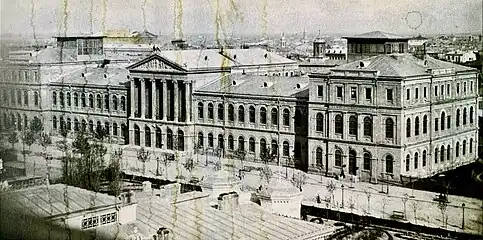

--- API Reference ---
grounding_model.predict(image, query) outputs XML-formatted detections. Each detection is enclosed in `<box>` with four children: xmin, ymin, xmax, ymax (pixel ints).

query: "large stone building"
<box><xmin>307</xmin><ymin>54</ymin><xmax>479</xmax><ymax>182</ymax></box>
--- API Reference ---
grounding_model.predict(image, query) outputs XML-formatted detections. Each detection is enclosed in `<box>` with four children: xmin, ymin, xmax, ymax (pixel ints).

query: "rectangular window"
<box><xmin>440</xmin><ymin>85</ymin><xmax>444</xmax><ymax>96</ymax></box>
<box><xmin>415</xmin><ymin>88</ymin><xmax>419</xmax><ymax>99</ymax></box>
<box><xmin>387</xmin><ymin>89</ymin><xmax>393</xmax><ymax>102</ymax></box>
<box><xmin>447</xmin><ymin>116</ymin><xmax>451</xmax><ymax>129</ymax></box>
<box><xmin>463</xmin><ymin>82</ymin><xmax>467</xmax><ymax>93</ymax></box>
<box><xmin>317</xmin><ymin>85</ymin><xmax>323</xmax><ymax>97</ymax></box>
<box><xmin>456</xmin><ymin>83</ymin><xmax>460</xmax><ymax>94</ymax></box>
<box><xmin>365</xmin><ymin>88</ymin><xmax>371</xmax><ymax>100</ymax></box>
<box><xmin>435</xmin><ymin>118</ymin><xmax>439</xmax><ymax>131</ymax></box>
<box><xmin>350</xmin><ymin>87</ymin><xmax>357</xmax><ymax>99</ymax></box>
<box><xmin>447</xmin><ymin>84</ymin><xmax>450</xmax><ymax>95</ymax></box>
<box><xmin>470</xmin><ymin>81</ymin><xmax>473</xmax><ymax>92</ymax></box>
<box><xmin>385</xmin><ymin>44</ymin><xmax>392</xmax><ymax>54</ymax></box>
<box><xmin>434</xmin><ymin>86</ymin><xmax>438</xmax><ymax>96</ymax></box>
<box><xmin>336</xmin><ymin>87</ymin><xmax>343</xmax><ymax>98</ymax></box>
<box><xmin>406</xmin><ymin>89</ymin><xmax>410</xmax><ymax>100</ymax></box>
<box><xmin>423</xmin><ymin>87</ymin><xmax>427</xmax><ymax>98</ymax></box>
<box><xmin>399</xmin><ymin>43</ymin><xmax>405</xmax><ymax>53</ymax></box>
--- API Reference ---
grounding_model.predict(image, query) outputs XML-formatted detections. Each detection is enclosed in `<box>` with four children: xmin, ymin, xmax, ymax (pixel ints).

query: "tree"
<box><xmin>326</xmin><ymin>181</ymin><xmax>336</xmax><ymax>206</ymax></box>
<box><xmin>136</xmin><ymin>147</ymin><xmax>150</xmax><ymax>175</ymax></box>
<box><xmin>402</xmin><ymin>193</ymin><xmax>410</xmax><ymax>219</ymax></box>
<box><xmin>7</xmin><ymin>131</ymin><xmax>18</xmax><ymax>149</ymax></box>
<box><xmin>106</xmin><ymin>148</ymin><xmax>122</xmax><ymax>196</ymax></box>
<box><xmin>382</xmin><ymin>198</ymin><xmax>388</xmax><ymax>218</ymax></box>
<box><xmin>159</xmin><ymin>153</ymin><xmax>172</xmax><ymax>178</ymax></box>
<box><xmin>260</xmin><ymin>146</ymin><xmax>276</xmax><ymax>165</ymax></box>
<box><xmin>235</xmin><ymin>149</ymin><xmax>247</xmax><ymax>168</ymax></box>
<box><xmin>438</xmin><ymin>200</ymin><xmax>448</xmax><ymax>228</ymax></box>
<box><xmin>183</xmin><ymin>158</ymin><xmax>196</xmax><ymax>178</ymax></box>
<box><xmin>364</xmin><ymin>189</ymin><xmax>372</xmax><ymax>214</ymax></box>
<box><xmin>291</xmin><ymin>172</ymin><xmax>307</xmax><ymax>192</ymax></box>
<box><xmin>410</xmin><ymin>200</ymin><xmax>422</xmax><ymax>224</ymax></box>
<box><xmin>259</xmin><ymin>165</ymin><xmax>273</xmax><ymax>184</ymax></box>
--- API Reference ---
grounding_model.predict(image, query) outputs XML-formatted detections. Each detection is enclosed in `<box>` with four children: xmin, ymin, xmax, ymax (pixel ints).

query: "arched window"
<box><xmin>363</xmin><ymin>117</ymin><xmax>372</xmax><ymax>137</ymax></box>
<box><xmin>104</xmin><ymin>94</ymin><xmax>109</xmax><ymax>110</ymax></box>
<box><xmin>463</xmin><ymin>108</ymin><xmax>467</xmax><ymax>125</ymax></box>
<box><xmin>34</xmin><ymin>92</ymin><xmax>39</xmax><ymax>106</ymax></box>
<box><xmin>386</xmin><ymin>155</ymin><xmax>393</xmax><ymax>173</ymax></box>
<box><xmin>422</xmin><ymin>150</ymin><xmax>427</xmax><ymax>167</ymax></box>
<box><xmin>155</xmin><ymin>127</ymin><xmax>162</xmax><ymax>148</ymax></box>
<box><xmin>113</xmin><ymin>95</ymin><xmax>118</xmax><ymax>110</ymax></box>
<box><xmin>74</xmin><ymin>119</ymin><xmax>80</xmax><ymax>132</ymax></box>
<box><xmin>208</xmin><ymin>103</ymin><xmax>214</xmax><ymax>119</ymax></box>
<box><xmin>271</xmin><ymin>140</ymin><xmax>278</xmax><ymax>156</ymax></box>
<box><xmin>81</xmin><ymin>119</ymin><xmax>87</xmax><ymax>132</ymax></box>
<box><xmin>198</xmin><ymin>102</ymin><xmax>204</xmax><ymax>119</ymax></box>
<box><xmin>238</xmin><ymin>105</ymin><xmax>245</xmax><ymax>123</ymax></box>
<box><xmin>96</xmin><ymin>94</ymin><xmax>102</xmax><ymax>109</ymax></box>
<box><xmin>53</xmin><ymin>116</ymin><xmax>57</xmax><ymax>129</ymax></box>
<box><xmin>455</xmin><ymin>142</ymin><xmax>460</xmax><ymax>157</ymax></box>
<box><xmin>208</xmin><ymin>133</ymin><xmax>214</xmax><ymax>148</ymax></box>
<box><xmin>447</xmin><ymin>145</ymin><xmax>451</xmax><ymax>161</ymax></box>
<box><xmin>81</xmin><ymin>93</ymin><xmax>87</xmax><ymax>107</ymax></box>
<box><xmin>167</xmin><ymin>129</ymin><xmax>173</xmax><ymax>150</ymax></box>
<box><xmin>335</xmin><ymin>149</ymin><xmax>342</xmax><ymax>167</ymax></box>
<box><xmin>260</xmin><ymin>107</ymin><xmax>267</xmax><ymax>124</ymax></box>
<box><xmin>349</xmin><ymin>115</ymin><xmax>357</xmax><ymax>136</ymax></box>
<box><xmin>218</xmin><ymin>104</ymin><xmax>224</xmax><ymax>120</ymax></box>
<box><xmin>385</xmin><ymin>118</ymin><xmax>394</xmax><ymax>139</ymax></box>
<box><xmin>218</xmin><ymin>134</ymin><xmax>224</xmax><ymax>149</ymax></box>
<box><xmin>134</xmin><ymin>125</ymin><xmax>140</xmax><ymax>146</ymax></box>
<box><xmin>66</xmin><ymin>118</ymin><xmax>71</xmax><ymax>131</ymax></box>
<box><xmin>260</xmin><ymin>138</ymin><xmax>267</xmax><ymax>154</ymax></box>
<box><xmin>249</xmin><ymin>138</ymin><xmax>255</xmax><ymax>153</ymax></box>
<box><xmin>462</xmin><ymin>140</ymin><xmax>466</xmax><ymax>155</ymax></box>
<box><xmin>249</xmin><ymin>106</ymin><xmax>256</xmax><ymax>123</ymax></box>
<box><xmin>283</xmin><ymin>109</ymin><xmax>290</xmax><ymax>126</ymax></box>
<box><xmin>52</xmin><ymin>91</ymin><xmax>57</xmax><ymax>105</ymax></box>
<box><xmin>434</xmin><ymin>148</ymin><xmax>438</xmax><ymax>163</ymax></box>
<box><xmin>66</xmin><ymin>92</ymin><xmax>70</xmax><ymax>107</ymax></box>
<box><xmin>456</xmin><ymin>109</ymin><xmax>460</xmax><ymax>127</ymax></box>
<box><xmin>228</xmin><ymin>104</ymin><xmax>234</xmax><ymax>122</ymax></box>
<box><xmin>316</xmin><ymin>148</ymin><xmax>323</xmax><ymax>166</ymax></box>
<box><xmin>335</xmin><ymin>114</ymin><xmax>343</xmax><ymax>134</ymax></box>
<box><xmin>440</xmin><ymin>145</ymin><xmax>445</xmax><ymax>163</ymax></box>
<box><xmin>283</xmin><ymin>141</ymin><xmax>289</xmax><ymax>157</ymax></box>
<box><xmin>198</xmin><ymin>132</ymin><xmax>204</xmax><ymax>148</ymax></box>
<box><xmin>316</xmin><ymin>113</ymin><xmax>323</xmax><ymax>132</ymax></box>
<box><xmin>271</xmin><ymin>108</ymin><xmax>278</xmax><ymax>125</ymax></box>
<box><xmin>177</xmin><ymin>130</ymin><xmax>184</xmax><ymax>151</ymax></box>
<box><xmin>470</xmin><ymin>106</ymin><xmax>474</xmax><ymax>124</ymax></box>
<box><xmin>406</xmin><ymin>118</ymin><xmax>411</xmax><ymax>138</ymax></box>
<box><xmin>470</xmin><ymin>138</ymin><xmax>473</xmax><ymax>153</ymax></box>
<box><xmin>414</xmin><ymin>116</ymin><xmax>420</xmax><ymax>136</ymax></box>
<box><xmin>17</xmin><ymin>114</ymin><xmax>22</xmax><ymax>131</ymax></box>
<box><xmin>121</xmin><ymin>124</ymin><xmax>128</xmax><ymax>144</ymax></box>
<box><xmin>363</xmin><ymin>152</ymin><xmax>371</xmax><ymax>170</ymax></box>
<box><xmin>228</xmin><ymin>135</ymin><xmax>234</xmax><ymax>150</ymax></box>
<box><xmin>423</xmin><ymin>115</ymin><xmax>428</xmax><ymax>134</ymax></box>
<box><xmin>96</xmin><ymin>121</ymin><xmax>102</xmax><ymax>135</ymax></box>
<box><xmin>405</xmin><ymin>154</ymin><xmax>410</xmax><ymax>172</ymax></box>
<box><xmin>89</xmin><ymin>94</ymin><xmax>94</xmax><ymax>108</ymax></box>
<box><xmin>113</xmin><ymin>122</ymin><xmax>118</xmax><ymax>136</ymax></box>
<box><xmin>120</xmin><ymin>96</ymin><xmax>126</xmax><ymax>111</ymax></box>
<box><xmin>441</xmin><ymin>112</ymin><xmax>445</xmax><ymax>130</ymax></box>
<box><xmin>238</xmin><ymin>136</ymin><xmax>245</xmax><ymax>151</ymax></box>
<box><xmin>145</xmin><ymin>126</ymin><xmax>151</xmax><ymax>147</ymax></box>
<box><xmin>414</xmin><ymin>152</ymin><xmax>419</xmax><ymax>169</ymax></box>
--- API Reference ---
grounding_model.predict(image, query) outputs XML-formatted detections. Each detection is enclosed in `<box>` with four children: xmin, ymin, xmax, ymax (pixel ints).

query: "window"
<box><xmin>414</xmin><ymin>153</ymin><xmax>419</xmax><ymax>169</ymax></box>
<box><xmin>316</xmin><ymin>113</ymin><xmax>323</xmax><ymax>132</ymax></box>
<box><xmin>463</xmin><ymin>108</ymin><xmax>467</xmax><ymax>125</ymax></box>
<box><xmin>399</xmin><ymin>43</ymin><xmax>405</xmax><ymax>53</ymax></box>
<box><xmin>456</xmin><ymin>142</ymin><xmax>460</xmax><ymax>157</ymax></box>
<box><xmin>470</xmin><ymin>81</ymin><xmax>473</xmax><ymax>92</ymax></box>
<box><xmin>53</xmin><ymin>116</ymin><xmax>57</xmax><ymax>129</ymax></box>
<box><xmin>414</xmin><ymin>116</ymin><xmax>420</xmax><ymax>136</ymax></box>
<box><xmin>423</xmin><ymin>87</ymin><xmax>427</xmax><ymax>98</ymax></box>
<box><xmin>470</xmin><ymin>107</ymin><xmax>474</xmax><ymax>124</ymax></box>
<box><xmin>415</xmin><ymin>88</ymin><xmax>419</xmax><ymax>99</ymax></box>
<box><xmin>81</xmin><ymin>216</ymin><xmax>99</xmax><ymax>230</ymax></box>
<box><xmin>16</xmin><ymin>90</ymin><xmax>21</xmax><ymax>105</ymax></box>
<box><xmin>456</xmin><ymin>109</ymin><xmax>461</xmax><ymax>127</ymax></box>
<box><xmin>385</xmin><ymin>118</ymin><xmax>394</xmax><ymax>139</ymax></box>
<box><xmin>208</xmin><ymin>103</ymin><xmax>214</xmax><ymax>119</ymax></box>
<box><xmin>335</xmin><ymin>114</ymin><xmax>343</xmax><ymax>134</ymax></box>
<box><xmin>120</xmin><ymin>96</ymin><xmax>126</xmax><ymax>111</ymax></box>
<box><xmin>249</xmin><ymin>138</ymin><xmax>255</xmax><ymax>153</ymax></box>
<box><xmin>111</xmin><ymin>122</ymin><xmax>118</xmax><ymax>136</ymax></box>
<box><xmin>238</xmin><ymin>105</ymin><xmax>245</xmax><ymax>123</ymax></box>
<box><xmin>228</xmin><ymin>104</ymin><xmax>234</xmax><ymax>121</ymax></box>
<box><xmin>271</xmin><ymin>108</ymin><xmax>278</xmax><ymax>125</ymax></box>
<box><xmin>447</xmin><ymin>145</ymin><xmax>451</xmax><ymax>161</ymax></box>
<box><xmin>387</xmin><ymin>89</ymin><xmax>393</xmax><ymax>101</ymax></box>
<box><xmin>434</xmin><ymin>86</ymin><xmax>438</xmax><ymax>97</ymax></box>
<box><xmin>348</xmin><ymin>115</ymin><xmax>357</xmax><ymax>136</ymax></box>
<box><xmin>89</xmin><ymin>94</ymin><xmax>94</xmax><ymax>108</ymax></box>
<box><xmin>335</xmin><ymin>149</ymin><xmax>342</xmax><ymax>167</ymax></box>
<box><xmin>447</xmin><ymin>84</ymin><xmax>450</xmax><ymax>95</ymax></box>
<box><xmin>96</xmin><ymin>94</ymin><xmax>102</xmax><ymax>109</ymax></box>
<box><xmin>441</xmin><ymin>112</ymin><xmax>446</xmax><ymax>130</ymax></box>
<box><xmin>463</xmin><ymin>140</ymin><xmax>466</xmax><ymax>155</ymax></box>
<box><xmin>155</xmin><ymin>127</ymin><xmax>161</xmax><ymax>148</ymax></box>
<box><xmin>336</xmin><ymin>87</ymin><xmax>343</xmax><ymax>98</ymax></box>
<box><xmin>363</xmin><ymin>153</ymin><xmax>371</xmax><ymax>170</ymax></box>
<box><xmin>422</xmin><ymin>150</ymin><xmax>427</xmax><ymax>167</ymax></box>
<box><xmin>167</xmin><ymin>129</ymin><xmax>173</xmax><ymax>149</ymax></box>
<box><xmin>218</xmin><ymin>134</ymin><xmax>224</xmax><ymax>149</ymax></box>
<box><xmin>113</xmin><ymin>95</ymin><xmax>118</xmax><ymax>110</ymax></box>
<box><xmin>316</xmin><ymin>148</ymin><xmax>323</xmax><ymax>166</ymax></box>
<box><xmin>434</xmin><ymin>148</ymin><xmax>438</xmax><ymax>163</ymax></box>
<box><xmin>52</xmin><ymin>91</ymin><xmax>57</xmax><ymax>105</ymax></box>
<box><xmin>177</xmin><ymin>130</ymin><xmax>184</xmax><ymax>151</ymax></box>
<box><xmin>435</xmin><ymin>118</ymin><xmax>439</xmax><ymax>131</ymax></box>
<box><xmin>218</xmin><ymin>104</ymin><xmax>224</xmax><ymax>120</ymax></box>
<box><xmin>440</xmin><ymin>145</ymin><xmax>445</xmax><ymax>162</ymax></box>
<box><xmin>59</xmin><ymin>92</ymin><xmax>65</xmax><ymax>107</ymax></box>
<box><xmin>386</xmin><ymin>155</ymin><xmax>393</xmax><ymax>173</ymax></box>
<box><xmin>283</xmin><ymin>109</ymin><xmax>290</xmax><ymax>126</ymax></box>
<box><xmin>34</xmin><ymin>92</ymin><xmax>39</xmax><ymax>106</ymax></box>
<box><xmin>365</xmin><ymin>88</ymin><xmax>372</xmax><ymax>100</ymax></box>
<box><xmin>104</xmin><ymin>94</ymin><xmax>109</xmax><ymax>110</ymax></box>
<box><xmin>249</xmin><ymin>106</ymin><xmax>256</xmax><ymax>123</ymax></box>
<box><xmin>283</xmin><ymin>141</ymin><xmax>289</xmax><ymax>157</ymax></box>
<box><xmin>228</xmin><ymin>135</ymin><xmax>234</xmax><ymax>150</ymax></box>
<box><xmin>363</xmin><ymin>117</ymin><xmax>372</xmax><ymax>137</ymax></box>
<box><xmin>198</xmin><ymin>132</ymin><xmax>204</xmax><ymax>148</ymax></box>
<box><xmin>463</xmin><ymin>82</ymin><xmax>467</xmax><ymax>93</ymax></box>
<box><xmin>260</xmin><ymin>138</ymin><xmax>266</xmax><ymax>154</ymax></box>
<box><xmin>145</xmin><ymin>126</ymin><xmax>151</xmax><ymax>147</ymax></box>
<box><xmin>447</xmin><ymin>115</ymin><xmax>451</xmax><ymax>129</ymax></box>
<box><xmin>208</xmin><ymin>133</ymin><xmax>213</xmax><ymax>148</ymax></box>
<box><xmin>406</xmin><ymin>118</ymin><xmax>411</xmax><ymax>138</ymax></box>
<box><xmin>260</xmin><ymin>107</ymin><xmax>267</xmax><ymax>124</ymax></box>
<box><xmin>456</xmin><ymin>83</ymin><xmax>460</xmax><ymax>94</ymax></box>
<box><xmin>271</xmin><ymin>140</ymin><xmax>278</xmax><ymax>156</ymax></box>
<box><xmin>74</xmin><ymin>119</ymin><xmax>80</xmax><ymax>132</ymax></box>
<box><xmin>350</xmin><ymin>87</ymin><xmax>357</xmax><ymax>100</ymax></box>
<box><xmin>198</xmin><ymin>102</ymin><xmax>204</xmax><ymax>119</ymax></box>
<box><xmin>470</xmin><ymin>138</ymin><xmax>473</xmax><ymax>153</ymax></box>
<box><xmin>77</xmin><ymin>38</ymin><xmax>103</xmax><ymax>55</ymax></box>
<box><xmin>66</xmin><ymin>92</ymin><xmax>71</xmax><ymax>107</ymax></box>
<box><xmin>406</xmin><ymin>89</ymin><xmax>410</xmax><ymax>100</ymax></box>
<box><xmin>317</xmin><ymin>86</ymin><xmax>323</xmax><ymax>97</ymax></box>
<box><xmin>134</xmin><ymin>125</ymin><xmax>140</xmax><ymax>146</ymax></box>
<box><xmin>405</xmin><ymin>154</ymin><xmax>410</xmax><ymax>172</ymax></box>
<box><xmin>440</xmin><ymin>85</ymin><xmax>444</xmax><ymax>96</ymax></box>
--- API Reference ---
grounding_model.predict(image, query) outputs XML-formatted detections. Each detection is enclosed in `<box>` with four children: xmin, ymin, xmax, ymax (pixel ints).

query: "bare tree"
<box><xmin>291</xmin><ymin>172</ymin><xmax>307</xmax><ymax>192</ymax></box>
<box><xmin>235</xmin><ymin>149</ymin><xmax>247</xmax><ymax>168</ymax></box>
<box><xmin>438</xmin><ymin>200</ymin><xmax>448</xmax><ymax>228</ymax></box>
<box><xmin>326</xmin><ymin>181</ymin><xmax>336</xmax><ymax>206</ymax></box>
<box><xmin>382</xmin><ymin>198</ymin><xmax>388</xmax><ymax>218</ymax></box>
<box><xmin>106</xmin><ymin>148</ymin><xmax>123</xmax><ymax>196</ymax></box>
<box><xmin>410</xmin><ymin>200</ymin><xmax>422</xmax><ymax>224</ymax></box>
<box><xmin>260</xmin><ymin>146</ymin><xmax>276</xmax><ymax>165</ymax></box>
<box><xmin>402</xmin><ymin>193</ymin><xmax>410</xmax><ymax>219</ymax></box>
<box><xmin>259</xmin><ymin>165</ymin><xmax>273</xmax><ymax>184</ymax></box>
<box><xmin>183</xmin><ymin>157</ymin><xmax>196</xmax><ymax>178</ymax></box>
<box><xmin>7</xmin><ymin>131</ymin><xmax>18</xmax><ymax>149</ymax></box>
<box><xmin>136</xmin><ymin>147</ymin><xmax>150</xmax><ymax>175</ymax></box>
<box><xmin>364</xmin><ymin>189</ymin><xmax>372</xmax><ymax>214</ymax></box>
<box><xmin>159</xmin><ymin>153</ymin><xmax>172</xmax><ymax>178</ymax></box>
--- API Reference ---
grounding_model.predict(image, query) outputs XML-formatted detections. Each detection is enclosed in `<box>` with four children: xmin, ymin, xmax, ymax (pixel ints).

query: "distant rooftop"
<box><xmin>53</xmin><ymin>33</ymin><xmax>105</xmax><ymax>38</ymax></box>
<box><xmin>51</xmin><ymin>65</ymin><xmax>130</xmax><ymax>86</ymax></box>
<box><xmin>344</xmin><ymin>31</ymin><xmax>409</xmax><ymax>40</ymax></box>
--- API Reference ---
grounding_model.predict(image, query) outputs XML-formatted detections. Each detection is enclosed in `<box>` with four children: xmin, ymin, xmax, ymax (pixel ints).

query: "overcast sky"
<box><xmin>1</xmin><ymin>0</ymin><xmax>481</xmax><ymax>38</ymax></box>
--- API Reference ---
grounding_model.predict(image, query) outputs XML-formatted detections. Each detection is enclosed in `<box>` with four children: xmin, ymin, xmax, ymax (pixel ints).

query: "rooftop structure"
<box><xmin>343</xmin><ymin>31</ymin><xmax>410</xmax><ymax>63</ymax></box>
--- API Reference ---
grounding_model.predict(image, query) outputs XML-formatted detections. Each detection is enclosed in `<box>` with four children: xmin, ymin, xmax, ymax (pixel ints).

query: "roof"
<box><xmin>222</xmin><ymin>48</ymin><xmax>297</xmax><ymax>66</ymax></box>
<box><xmin>157</xmin><ymin>49</ymin><xmax>235</xmax><ymax>70</ymax></box>
<box><xmin>51</xmin><ymin>65</ymin><xmax>130</xmax><ymax>86</ymax></box>
<box><xmin>29</xmin><ymin>47</ymin><xmax>77</xmax><ymax>63</ymax></box>
<box><xmin>331</xmin><ymin>54</ymin><xmax>476</xmax><ymax>77</ymax></box>
<box><xmin>259</xmin><ymin>178</ymin><xmax>301</xmax><ymax>197</ymax></box>
<box><xmin>344</xmin><ymin>31</ymin><xmax>409</xmax><ymax>40</ymax></box>
<box><xmin>135</xmin><ymin>192</ymin><xmax>333</xmax><ymax>240</ymax></box>
<box><xmin>0</xmin><ymin>184</ymin><xmax>118</xmax><ymax>219</ymax></box>
<box><xmin>197</xmin><ymin>74</ymin><xmax>310</xmax><ymax>97</ymax></box>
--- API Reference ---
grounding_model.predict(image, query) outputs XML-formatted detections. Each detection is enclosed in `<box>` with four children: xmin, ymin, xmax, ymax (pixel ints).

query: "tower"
<box><xmin>280</xmin><ymin>32</ymin><xmax>286</xmax><ymax>48</ymax></box>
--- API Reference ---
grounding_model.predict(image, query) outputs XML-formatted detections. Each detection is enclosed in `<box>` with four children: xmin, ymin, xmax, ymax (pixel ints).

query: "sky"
<box><xmin>0</xmin><ymin>0</ymin><xmax>481</xmax><ymax>38</ymax></box>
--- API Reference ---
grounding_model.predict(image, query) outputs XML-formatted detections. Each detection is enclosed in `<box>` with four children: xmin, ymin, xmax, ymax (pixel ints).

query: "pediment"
<box><xmin>127</xmin><ymin>54</ymin><xmax>187</xmax><ymax>72</ymax></box>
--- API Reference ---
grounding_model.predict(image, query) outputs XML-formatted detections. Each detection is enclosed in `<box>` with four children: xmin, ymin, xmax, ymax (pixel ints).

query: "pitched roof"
<box><xmin>331</xmin><ymin>54</ymin><xmax>476</xmax><ymax>77</ymax></box>
<box><xmin>157</xmin><ymin>49</ymin><xmax>235</xmax><ymax>70</ymax></box>
<box><xmin>197</xmin><ymin>74</ymin><xmax>309</xmax><ymax>98</ymax></box>
<box><xmin>344</xmin><ymin>31</ymin><xmax>408</xmax><ymax>40</ymax></box>
<box><xmin>51</xmin><ymin>65</ymin><xmax>130</xmax><ymax>86</ymax></box>
<box><xmin>221</xmin><ymin>48</ymin><xmax>297</xmax><ymax>66</ymax></box>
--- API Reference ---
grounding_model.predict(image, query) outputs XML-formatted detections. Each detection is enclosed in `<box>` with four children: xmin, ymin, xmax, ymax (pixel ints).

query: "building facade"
<box><xmin>344</xmin><ymin>31</ymin><xmax>409</xmax><ymax>63</ymax></box>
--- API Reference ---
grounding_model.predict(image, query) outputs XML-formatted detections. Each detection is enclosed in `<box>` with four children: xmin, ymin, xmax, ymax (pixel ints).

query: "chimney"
<box><xmin>217</xmin><ymin>192</ymin><xmax>239</xmax><ymax>211</ymax></box>
<box><xmin>156</xmin><ymin>227</ymin><xmax>170</xmax><ymax>240</ymax></box>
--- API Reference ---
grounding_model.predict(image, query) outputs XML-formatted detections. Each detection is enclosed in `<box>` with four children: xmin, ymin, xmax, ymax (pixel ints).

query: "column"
<box><xmin>152</xmin><ymin>79</ymin><xmax>156</xmax><ymax>120</ymax></box>
<box><xmin>185</xmin><ymin>82</ymin><xmax>190</xmax><ymax>123</ymax></box>
<box><xmin>141</xmin><ymin>79</ymin><xmax>146</xmax><ymax>119</ymax></box>
<box><xmin>173</xmin><ymin>80</ymin><xmax>178</xmax><ymax>122</ymax></box>
<box><xmin>162</xmin><ymin>80</ymin><xmax>167</xmax><ymax>121</ymax></box>
<box><xmin>130</xmin><ymin>79</ymin><xmax>136</xmax><ymax>118</ymax></box>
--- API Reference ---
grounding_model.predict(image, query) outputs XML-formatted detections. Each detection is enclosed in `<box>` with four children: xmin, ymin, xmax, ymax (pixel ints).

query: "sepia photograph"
<box><xmin>0</xmin><ymin>0</ymin><xmax>482</xmax><ymax>239</ymax></box>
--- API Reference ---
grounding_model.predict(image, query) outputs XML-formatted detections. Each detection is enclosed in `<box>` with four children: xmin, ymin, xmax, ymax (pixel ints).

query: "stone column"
<box><xmin>141</xmin><ymin>79</ymin><xmax>146</xmax><ymax>119</ymax></box>
<box><xmin>130</xmin><ymin>79</ymin><xmax>136</xmax><ymax>118</ymax></box>
<box><xmin>173</xmin><ymin>80</ymin><xmax>178</xmax><ymax>122</ymax></box>
<box><xmin>162</xmin><ymin>80</ymin><xmax>167</xmax><ymax>121</ymax></box>
<box><xmin>185</xmin><ymin>82</ymin><xmax>190</xmax><ymax>123</ymax></box>
<box><xmin>151</xmin><ymin>79</ymin><xmax>156</xmax><ymax>120</ymax></box>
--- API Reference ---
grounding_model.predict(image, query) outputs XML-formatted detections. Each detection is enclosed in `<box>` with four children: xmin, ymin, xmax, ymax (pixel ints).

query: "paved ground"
<box><xmin>9</xmin><ymin>141</ymin><xmax>483</xmax><ymax>236</ymax></box>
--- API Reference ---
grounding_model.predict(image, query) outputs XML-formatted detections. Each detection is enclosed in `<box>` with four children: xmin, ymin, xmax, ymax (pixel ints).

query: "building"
<box><xmin>344</xmin><ymin>31</ymin><xmax>409</xmax><ymax>63</ymax></box>
<box><xmin>444</xmin><ymin>50</ymin><xmax>477</xmax><ymax>64</ymax></box>
<box><xmin>307</xmin><ymin>54</ymin><xmax>479</xmax><ymax>182</ymax></box>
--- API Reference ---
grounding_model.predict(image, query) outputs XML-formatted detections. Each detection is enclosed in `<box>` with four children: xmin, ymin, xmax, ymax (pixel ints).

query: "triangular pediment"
<box><xmin>127</xmin><ymin>54</ymin><xmax>187</xmax><ymax>72</ymax></box>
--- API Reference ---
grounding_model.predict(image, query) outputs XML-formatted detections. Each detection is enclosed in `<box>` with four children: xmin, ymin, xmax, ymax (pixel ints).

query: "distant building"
<box><xmin>104</xmin><ymin>29</ymin><xmax>158</xmax><ymax>44</ymax></box>
<box><xmin>444</xmin><ymin>50</ymin><xmax>477</xmax><ymax>63</ymax></box>
<box><xmin>343</xmin><ymin>31</ymin><xmax>409</xmax><ymax>63</ymax></box>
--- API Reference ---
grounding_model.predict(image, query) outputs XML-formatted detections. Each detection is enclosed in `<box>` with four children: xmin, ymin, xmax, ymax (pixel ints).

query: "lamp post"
<box><xmin>462</xmin><ymin>203</ymin><xmax>465</xmax><ymax>230</ymax></box>
<box><xmin>341</xmin><ymin>184</ymin><xmax>345</xmax><ymax>208</ymax></box>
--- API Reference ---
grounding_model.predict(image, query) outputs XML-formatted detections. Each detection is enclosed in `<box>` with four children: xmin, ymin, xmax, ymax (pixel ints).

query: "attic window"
<box><xmin>296</xmin><ymin>84</ymin><xmax>301</xmax><ymax>89</ymax></box>
<box><xmin>232</xmin><ymin>81</ymin><xmax>237</xmax><ymax>86</ymax></box>
<box><xmin>127</xmin><ymin>75</ymin><xmax>130</xmax><ymax>79</ymax></box>
<box><xmin>233</xmin><ymin>55</ymin><xmax>237</xmax><ymax>59</ymax></box>
<box><xmin>263</xmin><ymin>82</ymin><xmax>268</xmax><ymax>87</ymax></box>
<box><xmin>204</xmin><ymin>56</ymin><xmax>208</xmax><ymax>61</ymax></box>
<box><xmin>264</xmin><ymin>53</ymin><xmax>268</xmax><ymax>58</ymax></box>
<box><xmin>423</xmin><ymin>60</ymin><xmax>428</xmax><ymax>67</ymax></box>
<box><xmin>103</xmin><ymin>74</ymin><xmax>107</xmax><ymax>78</ymax></box>
<box><xmin>359</xmin><ymin>62</ymin><xmax>365</xmax><ymax>68</ymax></box>
<box><xmin>81</xmin><ymin>73</ymin><xmax>85</xmax><ymax>77</ymax></box>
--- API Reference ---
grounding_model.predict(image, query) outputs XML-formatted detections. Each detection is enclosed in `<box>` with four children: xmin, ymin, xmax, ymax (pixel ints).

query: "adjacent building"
<box><xmin>344</xmin><ymin>31</ymin><xmax>409</xmax><ymax>63</ymax></box>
